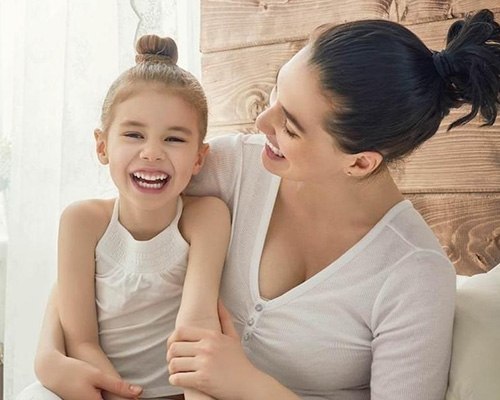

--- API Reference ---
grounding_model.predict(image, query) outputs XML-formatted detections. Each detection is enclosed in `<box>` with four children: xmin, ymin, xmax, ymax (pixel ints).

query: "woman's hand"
<box><xmin>46</xmin><ymin>354</ymin><xmax>142</xmax><ymax>400</ymax></box>
<box><xmin>167</xmin><ymin>302</ymin><xmax>259</xmax><ymax>400</ymax></box>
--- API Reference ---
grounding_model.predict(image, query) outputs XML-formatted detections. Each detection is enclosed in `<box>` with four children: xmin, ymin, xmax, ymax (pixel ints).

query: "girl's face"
<box><xmin>256</xmin><ymin>46</ymin><xmax>351</xmax><ymax>184</ymax></box>
<box><xmin>95</xmin><ymin>83</ymin><xmax>207</xmax><ymax>211</ymax></box>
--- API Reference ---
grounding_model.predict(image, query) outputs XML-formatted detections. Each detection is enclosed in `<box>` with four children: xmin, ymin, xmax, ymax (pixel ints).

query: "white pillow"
<box><xmin>445</xmin><ymin>265</ymin><xmax>500</xmax><ymax>400</ymax></box>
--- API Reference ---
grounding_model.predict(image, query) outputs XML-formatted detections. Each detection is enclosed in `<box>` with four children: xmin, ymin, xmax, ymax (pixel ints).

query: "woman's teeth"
<box><xmin>266</xmin><ymin>140</ymin><xmax>284</xmax><ymax>158</ymax></box>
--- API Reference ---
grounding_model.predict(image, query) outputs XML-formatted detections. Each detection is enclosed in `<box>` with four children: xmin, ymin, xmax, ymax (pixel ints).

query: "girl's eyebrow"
<box><xmin>120</xmin><ymin>120</ymin><xmax>147</xmax><ymax>128</ymax></box>
<box><xmin>120</xmin><ymin>120</ymin><xmax>193</xmax><ymax>135</ymax></box>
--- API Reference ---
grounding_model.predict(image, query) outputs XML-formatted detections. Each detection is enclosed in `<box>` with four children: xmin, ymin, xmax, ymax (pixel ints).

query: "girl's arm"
<box><xmin>171</xmin><ymin>197</ymin><xmax>299</xmax><ymax>400</ymax></box>
<box><xmin>176</xmin><ymin>195</ymin><xmax>230</xmax><ymax>330</ymax></box>
<box><xmin>176</xmin><ymin>196</ymin><xmax>231</xmax><ymax>400</ymax></box>
<box><xmin>34</xmin><ymin>286</ymin><xmax>142</xmax><ymax>400</ymax></box>
<box><xmin>168</xmin><ymin>302</ymin><xmax>301</xmax><ymax>400</ymax></box>
<box><xmin>57</xmin><ymin>202</ymin><xmax>124</xmax><ymax>395</ymax></box>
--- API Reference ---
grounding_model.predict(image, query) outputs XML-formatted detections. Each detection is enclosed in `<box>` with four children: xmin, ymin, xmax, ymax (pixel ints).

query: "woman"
<box><xmin>22</xmin><ymin>9</ymin><xmax>500</xmax><ymax>400</ymax></box>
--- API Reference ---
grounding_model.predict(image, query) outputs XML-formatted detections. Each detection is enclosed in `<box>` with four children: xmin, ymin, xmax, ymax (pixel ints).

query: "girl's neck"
<box><xmin>278</xmin><ymin>166</ymin><xmax>404</xmax><ymax>228</ymax></box>
<box><xmin>117</xmin><ymin>196</ymin><xmax>180</xmax><ymax>241</ymax></box>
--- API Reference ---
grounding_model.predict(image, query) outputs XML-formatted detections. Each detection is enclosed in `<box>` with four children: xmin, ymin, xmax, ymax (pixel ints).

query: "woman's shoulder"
<box><xmin>385</xmin><ymin>200</ymin><xmax>448</xmax><ymax>256</ymax></box>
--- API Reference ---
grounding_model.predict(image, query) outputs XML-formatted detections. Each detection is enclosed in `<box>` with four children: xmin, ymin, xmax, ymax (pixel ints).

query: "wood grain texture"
<box><xmin>391</xmin><ymin>117</ymin><xmax>500</xmax><ymax>193</ymax></box>
<box><xmin>408</xmin><ymin>194</ymin><xmax>500</xmax><ymax>275</ymax></box>
<box><xmin>200</xmin><ymin>0</ymin><xmax>478</xmax><ymax>53</ymax></box>
<box><xmin>201</xmin><ymin>0</ymin><xmax>394</xmax><ymax>53</ymax></box>
<box><xmin>203</xmin><ymin>41</ymin><xmax>305</xmax><ymax>126</ymax></box>
<box><xmin>452</xmin><ymin>1</ymin><xmax>500</xmax><ymax>16</ymax></box>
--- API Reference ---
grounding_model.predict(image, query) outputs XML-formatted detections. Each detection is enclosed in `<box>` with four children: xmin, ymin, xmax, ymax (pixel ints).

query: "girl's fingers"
<box><xmin>95</xmin><ymin>374</ymin><xmax>142</xmax><ymax>398</ymax></box>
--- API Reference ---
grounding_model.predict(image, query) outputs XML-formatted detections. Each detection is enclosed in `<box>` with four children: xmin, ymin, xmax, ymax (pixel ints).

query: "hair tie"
<box><xmin>135</xmin><ymin>53</ymin><xmax>175</xmax><ymax>65</ymax></box>
<box><xmin>432</xmin><ymin>51</ymin><xmax>454</xmax><ymax>80</ymax></box>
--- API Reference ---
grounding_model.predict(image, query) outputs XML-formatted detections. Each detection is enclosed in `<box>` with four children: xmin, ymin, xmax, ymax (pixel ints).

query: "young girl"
<box><xmin>56</xmin><ymin>35</ymin><xmax>229</xmax><ymax>399</ymax></box>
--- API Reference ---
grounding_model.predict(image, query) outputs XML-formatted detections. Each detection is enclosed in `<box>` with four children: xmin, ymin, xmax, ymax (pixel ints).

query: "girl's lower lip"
<box><xmin>130</xmin><ymin>175</ymin><xmax>169</xmax><ymax>194</ymax></box>
<box><xmin>264</xmin><ymin>143</ymin><xmax>285</xmax><ymax>161</ymax></box>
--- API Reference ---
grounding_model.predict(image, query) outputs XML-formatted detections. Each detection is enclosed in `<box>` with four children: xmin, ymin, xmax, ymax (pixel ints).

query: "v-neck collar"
<box><xmin>249</xmin><ymin>177</ymin><xmax>412</xmax><ymax>310</ymax></box>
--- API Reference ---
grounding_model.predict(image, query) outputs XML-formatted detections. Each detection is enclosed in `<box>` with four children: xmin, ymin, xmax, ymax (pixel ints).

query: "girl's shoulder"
<box><xmin>179</xmin><ymin>195</ymin><xmax>230</xmax><ymax>243</ymax></box>
<box><xmin>59</xmin><ymin>198</ymin><xmax>115</xmax><ymax>242</ymax></box>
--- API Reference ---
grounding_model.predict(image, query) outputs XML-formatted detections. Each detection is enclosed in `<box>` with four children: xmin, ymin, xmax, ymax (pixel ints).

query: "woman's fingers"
<box><xmin>169</xmin><ymin>371</ymin><xmax>199</xmax><ymax>388</ymax></box>
<box><xmin>167</xmin><ymin>341</ymin><xmax>199</xmax><ymax>362</ymax></box>
<box><xmin>167</xmin><ymin>326</ymin><xmax>211</xmax><ymax>348</ymax></box>
<box><xmin>218</xmin><ymin>300</ymin><xmax>238</xmax><ymax>339</ymax></box>
<box><xmin>168</xmin><ymin>355</ymin><xmax>197</xmax><ymax>374</ymax></box>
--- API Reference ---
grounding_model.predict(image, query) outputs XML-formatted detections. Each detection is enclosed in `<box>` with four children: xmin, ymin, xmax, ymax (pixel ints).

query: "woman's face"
<box><xmin>256</xmin><ymin>46</ymin><xmax>351</xmax><ymax>184</ymax></box>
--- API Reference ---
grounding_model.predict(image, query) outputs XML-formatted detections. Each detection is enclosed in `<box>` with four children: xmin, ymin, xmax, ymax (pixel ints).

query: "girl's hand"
<box><xmin>167</xmin><ymin>302</ymin><xmax>259</xmax><ymax>400</ymax></box>
<box><xmin>49</xmin><ymin>355</ymin><xmax>142</xmax><ymax>400</ymax></box>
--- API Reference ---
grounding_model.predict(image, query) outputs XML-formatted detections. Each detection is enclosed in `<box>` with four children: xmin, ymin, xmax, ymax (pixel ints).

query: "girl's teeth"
<box><xmin>133</xmin><ymin>172</ymin><xmax>168</xmax><ymax>182</ymax></box>
<box><xmin>136</xmin><ymin>181</ymin><xmax>163</xmax><ymax>189</ymax></box>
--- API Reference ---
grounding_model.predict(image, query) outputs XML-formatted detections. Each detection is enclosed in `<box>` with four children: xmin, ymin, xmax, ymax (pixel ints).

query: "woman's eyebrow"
<box><xmin>282</xmin><ymin>106</ymin><xmax>306</xmax><ymax>134</ymax></box>
<box><xmin>275</xmin><ymin>69</ymin><xmax>306</xmax><ymax>134</ymax></box>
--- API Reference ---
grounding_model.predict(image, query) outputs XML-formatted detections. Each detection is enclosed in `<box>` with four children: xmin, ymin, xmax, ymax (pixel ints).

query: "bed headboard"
<box><xmin>200</xmin><ymin>1</ymin><xmax>500</xmax><ymax>275</ymax></box>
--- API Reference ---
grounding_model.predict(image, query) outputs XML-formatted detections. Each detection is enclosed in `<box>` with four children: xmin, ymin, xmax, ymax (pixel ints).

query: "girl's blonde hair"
<box><xmin>100</xmin><ymin>35</ymin><xmax>208</xmax><ymax>141</ymax></box>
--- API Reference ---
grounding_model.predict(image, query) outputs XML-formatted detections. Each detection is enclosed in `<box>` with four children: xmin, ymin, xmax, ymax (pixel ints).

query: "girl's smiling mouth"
<box><xmin>131</xmin><ymin>170</ymin><xmax>170</xmax><ymax>190</ymax></box>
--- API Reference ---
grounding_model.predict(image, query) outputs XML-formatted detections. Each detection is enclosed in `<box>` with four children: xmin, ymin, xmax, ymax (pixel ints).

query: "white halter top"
<box><xmin>95</xmin><ymin>198</ymin><xmax>188</xmax><ymax>398</ymax></box>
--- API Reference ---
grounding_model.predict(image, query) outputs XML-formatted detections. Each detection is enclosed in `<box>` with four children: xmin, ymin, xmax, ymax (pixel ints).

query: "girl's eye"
<box><xmin>165</xmin><ymin>136</ymin><xmax>186</xmax><ymax>143</ymax></box>
<box><xmin>124</xmin><ymin>132</ymin><xmax>143</xmax><ymax>139</ymax></box>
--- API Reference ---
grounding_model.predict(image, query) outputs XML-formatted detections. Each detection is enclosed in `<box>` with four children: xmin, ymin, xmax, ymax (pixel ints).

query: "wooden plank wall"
<box><xmin>200</xmin><ymin>0</ymin><xmax>500</xmax><ymax>275</ymax></box>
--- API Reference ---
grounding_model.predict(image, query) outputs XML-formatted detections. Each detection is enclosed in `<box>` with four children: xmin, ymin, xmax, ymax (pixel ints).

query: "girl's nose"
<box><xmin>140</xmin><ymin>144</ymin><xmax>164</xmax><ymax>161</ymax></box>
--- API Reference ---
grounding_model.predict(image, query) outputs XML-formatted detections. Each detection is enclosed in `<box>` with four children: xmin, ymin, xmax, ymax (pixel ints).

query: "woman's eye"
<box><xmin>283</xmin><ymin>123</ymin><xmax>298</xmax><ymax>138</ymax></box>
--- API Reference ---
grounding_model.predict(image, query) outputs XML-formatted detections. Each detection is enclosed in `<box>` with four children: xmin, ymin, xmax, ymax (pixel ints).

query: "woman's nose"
<box><xmin>255</xmin><ymin>104</ymin><xmax>280</xmax><ymax>136</ymax></box>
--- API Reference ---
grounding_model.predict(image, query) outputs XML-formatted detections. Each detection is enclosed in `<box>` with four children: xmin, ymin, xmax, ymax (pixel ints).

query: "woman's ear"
<box><xmin>192</xmin><ymin>143</ymin><xmax>210</xmax><ymax>175</ymax></box>
<box><xmin>345</xmin><ymin>151</ymin><xmax>383</xmax><ymax>178</ymax></box>
<box><xmin>94</xmin><ymin>128</ymin><xmax>109</xmax><ymax>165</ymax></box>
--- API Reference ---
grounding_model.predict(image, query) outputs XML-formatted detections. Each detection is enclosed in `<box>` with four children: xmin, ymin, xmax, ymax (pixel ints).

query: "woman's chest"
<box><xmin>258</xmin><ymin>203</ymin><xmax>363</xmax><ymax>299</ymax></box>
<box><xmin>220</xmin><ymin>272</ymin><xmax>373</xmax><ymax>395</ymax></box>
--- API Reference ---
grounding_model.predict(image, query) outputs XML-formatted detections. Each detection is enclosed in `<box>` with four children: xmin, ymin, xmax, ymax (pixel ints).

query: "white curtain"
<box><xmin>1</xmin><ymin>0</ymin><xmax>200</xmax><ymax>398</ymax></box>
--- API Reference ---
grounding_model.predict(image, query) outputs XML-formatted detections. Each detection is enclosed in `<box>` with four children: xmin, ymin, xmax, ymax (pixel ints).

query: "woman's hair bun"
<box><xmin>135</xmin><ymin>35</ymin><xmax>178</xmax><ymax>65</ymax></box>
<box><xmin>442</xmin><ymin>9</ymin><xmax>500</xmax><ymax>129</ymax></box>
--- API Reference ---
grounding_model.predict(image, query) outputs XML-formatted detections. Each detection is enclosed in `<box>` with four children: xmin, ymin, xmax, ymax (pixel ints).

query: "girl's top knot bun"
<box><xmin>135</xmin><ymin>35</ymin><xmax>178</xmax><ymax>65</ymax></box>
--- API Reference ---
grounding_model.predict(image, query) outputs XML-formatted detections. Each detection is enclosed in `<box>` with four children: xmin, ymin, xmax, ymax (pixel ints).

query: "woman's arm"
<box><xmin>370</xmin><ymin>251</ymin><xmax>456</xmax><ymax>400</ymax></box>
<box><xmin>176</xmin><ymin>196</ymin><xmax>231</xmax><ymax>400</ymax></box>
<box><xmin>34</xmin><ymin>286</ymin><xmax>142</xmax><ymax>400</ymax></box>
<box><xmin>168</xmin><ymin>302</ymin><xmax>301</xmax><ymax>400</ymax></box>
<box><xmin>57</xmin><ymin>202</ymin><xmax>119</xmax><ymax>378</ymax></box>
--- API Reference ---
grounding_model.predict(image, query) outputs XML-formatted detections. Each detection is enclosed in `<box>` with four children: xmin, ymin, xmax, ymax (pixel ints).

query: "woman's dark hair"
<box><xmin>309</xmin><ymin>9</ymin><xmax>500</xmax><ymax>162</ymax></box>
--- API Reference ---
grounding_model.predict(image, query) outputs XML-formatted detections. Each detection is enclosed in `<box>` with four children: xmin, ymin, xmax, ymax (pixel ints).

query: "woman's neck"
<box><xmin>117</xmin><ymin>197</ymin><xmax>180</xmax><ymax>241</ymax></box>
<box><xmin>278</xmin><ymin>166</ymin><xmax>404</xmax><ymax>229</ymax></box>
